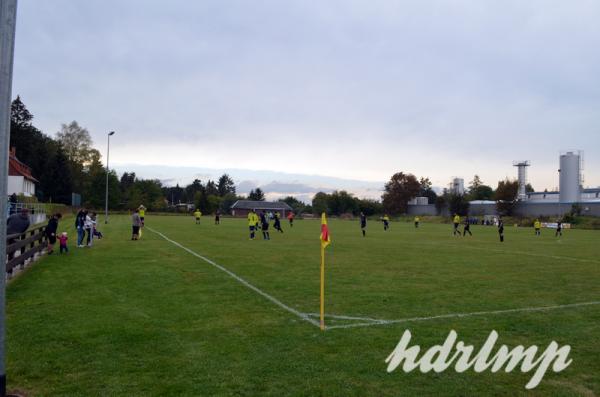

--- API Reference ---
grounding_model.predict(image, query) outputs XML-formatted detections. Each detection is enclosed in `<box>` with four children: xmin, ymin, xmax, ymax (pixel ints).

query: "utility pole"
<box><xmin>104</xmin><ymin>131</ymin><xmax>115</xmax><ymax>224</ymax></box>
<box><xmin>0</xmin><ymin>1</ymin><xmax>18</xmax><ymax>395</ymax></box>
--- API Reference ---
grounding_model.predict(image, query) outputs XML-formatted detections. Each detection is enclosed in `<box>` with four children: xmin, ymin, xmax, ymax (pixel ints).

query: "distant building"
<box><xmin>449</xmin><ymin>177</ymin><xmax>465</xmax><ymax>195</ymax></box>
<box><xmin>8</xmin><ymin>147</ymin><xmax>38</xmax><ymax>197</ymax></box>
<box><xmin>230</xmin><ymin>200</ymin><xmax>293</xmax><ymax>218</ymax></box>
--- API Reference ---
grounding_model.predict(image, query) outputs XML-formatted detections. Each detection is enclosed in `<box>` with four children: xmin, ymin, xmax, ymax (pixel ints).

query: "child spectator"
<box><xmin>59</xmin><ymin>232</ymin><xmax>69</xmax><ymax>254</ymax></box>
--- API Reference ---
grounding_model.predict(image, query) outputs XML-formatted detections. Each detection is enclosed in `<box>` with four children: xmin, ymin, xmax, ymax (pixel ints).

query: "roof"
<box><xmin>8</xmin><ymin>148</ymin><xmax>38</xmax><ymax>182</ymax></box>
<box><xmin>230</xmin><ymin>200</ymin><xmax>293</xmax><ymax>211</ymax></box>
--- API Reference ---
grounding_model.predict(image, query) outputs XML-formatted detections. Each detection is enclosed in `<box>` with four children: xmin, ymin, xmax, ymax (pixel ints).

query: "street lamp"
<box><xmin>105</xmin><ymin>131</ymin><xmax>115</xmax><ymax>224</ymax></box>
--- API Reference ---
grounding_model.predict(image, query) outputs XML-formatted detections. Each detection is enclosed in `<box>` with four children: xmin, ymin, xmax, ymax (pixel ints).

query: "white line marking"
<box><xmin>305</xmin><ymin>313</ymin><xmax>383</xmax><ymax>322</ymax></box>
<box><xmin>147</xmin><ymin>227</ymin><xmax>321</xmax><ymax>328</ymax></box>
<box><xmin>325</xmin><ymin>300</ymin><xmax>600</xmax><ymax>330</ymax></box>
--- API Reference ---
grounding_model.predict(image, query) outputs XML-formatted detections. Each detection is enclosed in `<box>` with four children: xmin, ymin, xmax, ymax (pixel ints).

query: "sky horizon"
<box><xmin>11</xmin><ymin>0</ymin><xmax>600</xmax><ymax>200</ymax></box>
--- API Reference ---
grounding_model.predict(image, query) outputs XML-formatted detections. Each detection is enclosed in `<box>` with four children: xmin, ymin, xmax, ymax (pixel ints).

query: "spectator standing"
<box><xmin>84</xmin><ymin>212</ymin><xmax>95</xmax><ymax>247</ymax></box>
<box><xmin>131</xmin><ymin>209</ymin><xmax>142</xmax><ymax>240</ymax></box>
<box><xmin>7</xmin><ymin>208</ymin><xmax>30</xmax><ymax>235</ymax></box>
<box><xmin>75</xmin><ymin>209</ymin><xmax>87</xmax><ymax>247</ymax></box>
<box><xmin>45</xmin><ymin>213</ymin><xmax>62</xmax><ymax>254</ymax></box>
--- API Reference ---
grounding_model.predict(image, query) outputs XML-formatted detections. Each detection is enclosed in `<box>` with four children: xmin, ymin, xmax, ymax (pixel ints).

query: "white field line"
<box><xmin>147</xmin><ymin>227</ymin><xmax>321</xmax><ymax>328</ymax></box>
<box><xmin>325</xmin><ymin>300</ymin><xmax>600</xmax><ymax>330</ymax></box>
<box><xmin>407</xmin><ymin>240</ymin><xmax>600</xmax><ymax>265</ymax></box>
<box><xmin>305</xmin><ymin>313</ymin><xmax>384</xmax><ymax>322</ymax></box>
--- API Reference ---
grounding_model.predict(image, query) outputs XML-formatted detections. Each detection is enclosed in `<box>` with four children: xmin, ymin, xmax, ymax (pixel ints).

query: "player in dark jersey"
<box><xmin>463</xmin><ymin>218</ymin><xmax>472</xmax><ymax>236</ymax></box>
<box><xmin>260</xmin><ymin>211</ymin><xmax>270</xmax><ymax>240</ymax></box>
<box><xmin>498</xmin><ymin>219</ymin><xmax>504</xmax><ymax>242</ymax></box>
<box><xmin>273</xmin><ymin>212</ymin><xmax>284</xmax><ymax>233</ymax></box>
<box><xmin>360</xmin><ymin>212</ymin><xmax>367</xmax><ymax>237</ymax></box>
<box><xmin>555</xmin><ymin>221</ymin><xmax>563</xmax><ymax>237</ymax></box>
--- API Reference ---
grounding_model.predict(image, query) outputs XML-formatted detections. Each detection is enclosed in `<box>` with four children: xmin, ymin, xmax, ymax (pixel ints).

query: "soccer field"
<box><xmin>7</xmin><ymin>215</ymin><xmax>600</xmax><ymax>396</ymax></box>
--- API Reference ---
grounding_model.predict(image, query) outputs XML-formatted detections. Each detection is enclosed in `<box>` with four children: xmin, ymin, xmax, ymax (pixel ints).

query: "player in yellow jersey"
<box><xmin>248</xmin><ymin>209</ymin><xmax>259</xmax><ymax>240</ymax></box>
<box><xmin>414</xmin><ymin>216</ymin><xmax>420</xmax><ymax>228</ymax></box>
<box><xmin>534</xmin><ymin>219</ymin><xmax>541</xmax><ymax>236</ymax></box>
<box><xmin>138</xmin><ymin>205</ymin><xmax>146</xmax><ymax>225</ymax></box>
<box><xmin>382</xmin><ymin>214</ymin><xmax>390</xmax><ymax>231</ymax></box>
<box><xmin>453</xmin><ymin>214</ymin><xmax>461</xmax><ymax>236</ymax></box>
<box><xmin>193</xmin><ymin>209</ymin><xmax>202</xmax><ymax>224</ymax></box>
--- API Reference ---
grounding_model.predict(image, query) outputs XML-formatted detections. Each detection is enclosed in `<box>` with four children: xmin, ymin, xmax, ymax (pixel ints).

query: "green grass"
<box><xmin>6</xmin><ymin>215</ymin><xmax>600</xmax><ymax>396</ymax></box>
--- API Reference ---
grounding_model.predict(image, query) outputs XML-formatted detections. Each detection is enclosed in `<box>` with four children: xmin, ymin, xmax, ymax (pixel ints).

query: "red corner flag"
<box><xmin>320</xmin><ymin>212</ymin><xmax>331</xmax><ymax>249</ymax></box>
<box><xmin>319</xmin><ymin>213</ymin><xmax>330</xmax><ymax>330</ymax></box>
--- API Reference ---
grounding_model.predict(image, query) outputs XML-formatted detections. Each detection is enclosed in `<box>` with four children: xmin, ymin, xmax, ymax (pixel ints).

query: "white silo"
<box><xmin>559</xmin><ymin>151</ymin><xmax>581</xmax><ymax>203</ymax></box>
<box><xmin>450</xmin><ymin>177</ymin><xmax>465</xmax><ymax>195</ymax></box>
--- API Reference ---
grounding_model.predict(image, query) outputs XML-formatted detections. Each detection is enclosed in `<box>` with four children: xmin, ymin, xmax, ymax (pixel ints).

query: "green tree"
<box><xmin>205</xmin><ymin>180</ymin><xmax>219</xmax><ymax>196</ymax></box>
<box><xmin>56</xmin><ymin>121</ymin><xmax>94</xmax><ymax>164</ymax></box>
<box><xmin>45</xmin><ymin>144</ymin><xmax>73</xmax><ymax>204</ymax></box>
<box><xmin>312</xmin><ymin>192</ymin><xmax>329</xmax><ymax>215</ymax></box>
<box><xmin>220</xmin><ymin>193</ymin><xmax>239</xmax><ymax>214</ymax></box>
<box><xmin>248</xmin><ymin>188</ymin><xmax>265</xmax><ymax>201</ymax></box>
<box><xmin>326</xmin><ymin>191</ymin><xmax>358</xmax><ymax>215</ymax></box>
<box><xmin>434</xmin><ymin>194</ymin><xmax>447</xmax><ymax>215</ymax></box>
<box><xmin>217</xmin><ymin>174</ymin><xmax>236</xmax><ymax>196</ymax></box>
<box><xmin>495</xmin><ymin>179</ymin><xmax>519</xmax><ymax>216</ymax></box>
<box><xmin>419</xmin><ymin>177</ymin><xmax>438</xmax><ymax>204</ymax></box>
<box><xmin>10</xmin><ymin>97</ymin><xmax>56</xmax><ymax>200</ymax></box>
<box><xmin>468</xmin><ymin>175</ymin><xmax>494</xmax><ymax>200</ymax></box>
<box><xmin>357</xmin><ymin>198</ymin><xmax>383</xmax><ymax>216</ymax></box>
<box><xmin>448</xmin><ymin>194</ymin><xmax>470</xmax><ymax>216</ymax></box>
<box><xmin>382</xmin><ymin>172</ymin><xmax>421</xmax><ymax>215</ymax></box>
<box><xmin>280</xmin><ymin>196</ymin><xmax>306</xmax><ymax>214</ymax></box>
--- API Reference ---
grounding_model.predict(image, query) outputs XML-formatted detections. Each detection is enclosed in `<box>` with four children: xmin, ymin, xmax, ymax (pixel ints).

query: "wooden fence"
<box><xmin>5</xmin><ymin>225</ymin><xmax>46</xmax><ymax>278</ymax></box>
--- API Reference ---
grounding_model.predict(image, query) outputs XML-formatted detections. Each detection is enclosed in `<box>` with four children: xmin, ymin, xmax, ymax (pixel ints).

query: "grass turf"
<box><xmin>6</xmin><ymin>215</ymin><xmax>600</xmax><ymax>396</ymax></box>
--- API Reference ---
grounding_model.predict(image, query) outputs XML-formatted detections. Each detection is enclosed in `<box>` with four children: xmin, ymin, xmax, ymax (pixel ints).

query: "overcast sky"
<box><xmin>12</xmin><ymin>0</ymin><xmax>600</xmax><ymax>198</ymax></box>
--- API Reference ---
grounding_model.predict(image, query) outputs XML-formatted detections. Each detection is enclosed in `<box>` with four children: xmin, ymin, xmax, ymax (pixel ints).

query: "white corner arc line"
<box><xmin>325</xmin><ymin>300</ymin><xmax>600</xmax><ymax>330</ymax></box>
<box><xmin>147</xmin><ymin>227</ymin><xmax>321</xmax><ymax>328</ymax></box>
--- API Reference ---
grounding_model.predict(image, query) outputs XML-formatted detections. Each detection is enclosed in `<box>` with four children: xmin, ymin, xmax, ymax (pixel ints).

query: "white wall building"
<box><xmin>8</xmin><ymin>147</ymin><xmax>38</xmax><ymax>197</ymax></box>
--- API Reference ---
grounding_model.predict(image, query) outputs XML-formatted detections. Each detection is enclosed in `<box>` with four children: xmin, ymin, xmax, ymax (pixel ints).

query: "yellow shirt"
<box><xmin>534</xmin><ymin>221</ymin><xmax>541</xmax><ymax>229</ymax></box>
<box><xmin>383</xmin><ymin>215</ymin><xmax>390</xmax><ymax>221</ymax></box>
<box><xmin>248</xmin><ymin>212</ymin><xmax>258</xmax><ymax>226</ymax></box>
<box><xmin>453</xmin><ymin>215</ymin><xmax>460</xmax><ymax>223</ymax></box>
<box><xmin>414</xmin><ymin>217</ymin><xmax>420</xmax><ymax>222</ymax></box>
<box><xmin>139</xmin><ymin>209</ymin><xmax>145</xmax><ymax>217</ymax></box>
<box><xmin>194</xmin><ymin>211</ymin><xmax>202</xmax><ymax>218</ymax></box>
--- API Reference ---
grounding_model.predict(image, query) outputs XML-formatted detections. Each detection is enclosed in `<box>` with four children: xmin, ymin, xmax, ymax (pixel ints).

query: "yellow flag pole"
<box><xmin>320</xmin><ymin>244</ymin><xmax>325</xmax><ymax>331</ymax></box>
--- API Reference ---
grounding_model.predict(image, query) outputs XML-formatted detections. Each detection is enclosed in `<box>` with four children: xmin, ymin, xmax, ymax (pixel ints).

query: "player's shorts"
<box><xmin>48</xmin><ymin>235</ymin><xmax>57</xmax><ymax>244</ymax></box>
<box><xmin>132</xmin><ymin>226</ymin><xmax>140</xmax><ymax>235</ymax></box>
<box><xmin>196</xmin><ymin>217</ymin><xmax>200</xmax><ymax>221</ymax></box>
<box><xmin>249</xmin><ymin>226</ymin><xmax>255</xmax><ymax>231</ymax></box>
<box><xmin>453</xmin><ymin>223</ymin><xmax>459</xmax><ymax>228</ymax></box>
<box><xmin>361</xmin><ymin>222</ymin><xmax>366</xmax><ymax>228</ymax></box>
<box><xmin>262</xmin><ymin>223</ymin><xmax>269</xmax><ymax>231</ymax></box>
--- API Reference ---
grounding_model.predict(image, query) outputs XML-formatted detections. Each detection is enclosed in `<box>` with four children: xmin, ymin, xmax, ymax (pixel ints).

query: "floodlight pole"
<box><xmin>0</xmin><ymin>1</ymin><xmax>18</xmax><ymax>395</ymax></box>
<box><xmin>104</xmin><ymin>131</ymin><xmax>115</xmax><ymax>224</ymax></box>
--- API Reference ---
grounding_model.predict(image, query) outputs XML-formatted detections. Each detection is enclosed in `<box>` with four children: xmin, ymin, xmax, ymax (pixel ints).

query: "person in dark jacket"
<box><xmin>46</xmin><ymin>213</ymin><xmax>63</xmax><ymax>254</ymax></box>
<box><xmin>7</xmin><ymin>208</ymin><xmax>30</xmax><ymax>235</ymax></box>
<box><xmin>75</xmin><ymin>209</ymin><xmax>87</xmax><ymax>247</ymax></box>
<box><xmin>260</xmin><ymin>211</ymin><xmax>270</xmax><ymax>240</ymax></box>
<box><xmin>498</xmin><ymin>219</ymin><xmax>505</xmax><ymax>242</ymax></box>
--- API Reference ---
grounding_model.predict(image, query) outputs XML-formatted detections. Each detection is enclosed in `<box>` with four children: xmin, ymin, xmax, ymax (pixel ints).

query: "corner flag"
<box><xmin>320</xmin><ymin>213</ymin><xmax>331</xmax><ymax>330</ymax></box>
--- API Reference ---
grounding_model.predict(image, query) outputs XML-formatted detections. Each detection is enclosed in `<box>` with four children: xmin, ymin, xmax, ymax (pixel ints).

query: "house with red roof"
<box><xmin>8</xmin><ymin>147</ymin><xmax>38</xmax><ymax>197</ymax></box>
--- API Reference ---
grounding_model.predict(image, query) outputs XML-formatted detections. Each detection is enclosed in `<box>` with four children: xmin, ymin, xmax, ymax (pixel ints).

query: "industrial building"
<box><xmin>408</xmin><ymin>150</ymin><xmax>600</xmax><ymax>217</ymax></box>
